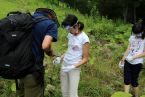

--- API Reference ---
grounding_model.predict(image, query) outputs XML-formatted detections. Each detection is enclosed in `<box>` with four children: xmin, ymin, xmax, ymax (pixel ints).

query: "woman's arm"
<box><xmin>60</xmin><ymin>53</ymin><xmax>65</xmax><ymax>59</ymax></box>
<box><xmin>132</xmin><ymin>45</ymin><xmax>145</xmax><ymax>59</ymax></box>
<box><xmin>121</xmin><ymin>44</ymin><xmax>130</xmax><ymax>62</ymax></box>
<box><xmin>74</xmin><ymin>42</ymin><xmax>90</xmax><ymax>68</ymax></box>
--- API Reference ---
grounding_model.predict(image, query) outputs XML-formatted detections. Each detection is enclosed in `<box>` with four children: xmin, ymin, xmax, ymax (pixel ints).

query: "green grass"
<box><xmin>0</xmin><ymin>0</ymin><xmax>18</xmax><ymax>17</ymax></box>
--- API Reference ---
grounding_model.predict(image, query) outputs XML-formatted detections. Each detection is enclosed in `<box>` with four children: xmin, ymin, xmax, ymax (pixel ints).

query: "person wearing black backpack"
<box><xmin>17</xmin><ymin>8</ymin><xmax>59</xmax><ymax>97</ymax></box>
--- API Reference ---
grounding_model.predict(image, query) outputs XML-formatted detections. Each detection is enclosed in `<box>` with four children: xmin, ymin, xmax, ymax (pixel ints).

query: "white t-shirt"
<box><xmin>63</xmin><ymin>32</ymin><xmax>90</xmax><ymax>65</ymax></box>
<box><xmin>127</xmin><ymin>35</ymin><xmax>145</xmax><ymax>64</ymax></box>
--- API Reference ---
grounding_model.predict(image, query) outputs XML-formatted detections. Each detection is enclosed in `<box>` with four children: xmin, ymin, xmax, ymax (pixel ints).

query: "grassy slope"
<box><xmin>0</xmin><ymin>0</ymin><xmax>145</xmax><ymax>97</ymax></box>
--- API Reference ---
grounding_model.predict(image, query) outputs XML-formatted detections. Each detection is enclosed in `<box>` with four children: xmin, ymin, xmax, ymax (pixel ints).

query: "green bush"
<box><xmin>111</xmin><ymin>91</ymin><xmax>132</xmax><ymax>97</ymax></box>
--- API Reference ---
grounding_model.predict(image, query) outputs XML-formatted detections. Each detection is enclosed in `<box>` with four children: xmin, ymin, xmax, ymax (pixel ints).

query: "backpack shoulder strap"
<box><xmin>34</xmin><ymin>16</ymin><xmax>49</xmax><ymax>23</ymax></box>
<box><xmin>7</xmin><ymin>11</ymin><xmax>22</xmax><ymax>16</ymax></box>
<box><xmin>15</xmin><ymin>79</ymin><xmax>20</xmax><ymax>90</ymax></box>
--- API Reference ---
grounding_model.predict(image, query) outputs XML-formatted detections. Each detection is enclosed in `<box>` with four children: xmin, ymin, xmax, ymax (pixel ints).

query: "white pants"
<box><xmin>60</xmin><ymin>62</ymin><xmax>80</xmax><ymax>97</ymax></box>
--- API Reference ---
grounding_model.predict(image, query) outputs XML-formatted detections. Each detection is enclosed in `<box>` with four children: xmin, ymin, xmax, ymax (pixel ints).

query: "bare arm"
<box><xmin>60</xmin><ymin>54</ymin><xmax>65</xmax><ymax>59</ymax></box>
<box><xmin>121</xmin><ymin>44</ymin><xmax>130</xmax><ymax>62</ymax></box>
<box><xmin>42</xmin><ymin>35</ymin><xmax>54</xmax><ymax>56</ymax></box>
<box><xmin>132</xmin><ymin>45</ymin><xmax>145</xmax><ymax>59</ymax></box>
<box><xmin>74</xmin><ymin>42</ymin><xmax>90</xmax><ymax>68</ymax></box>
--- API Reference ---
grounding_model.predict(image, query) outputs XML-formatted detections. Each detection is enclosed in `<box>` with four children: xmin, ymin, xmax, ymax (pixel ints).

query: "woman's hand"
<box><xmin>118</xmin><ymin>61</ymin><xmax>124</xmax><ymax>69</ymax></box>
<box><xmin>53</xmin><ymin>57</ymin><xmax>61</xmax><ymax>66</ymax></box>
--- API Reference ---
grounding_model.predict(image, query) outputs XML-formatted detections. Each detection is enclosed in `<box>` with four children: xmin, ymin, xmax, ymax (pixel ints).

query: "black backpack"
<box><xmin>0</xmin><ymin>11</ymin><xmax>47</xmax><ymax>79</ymax></box>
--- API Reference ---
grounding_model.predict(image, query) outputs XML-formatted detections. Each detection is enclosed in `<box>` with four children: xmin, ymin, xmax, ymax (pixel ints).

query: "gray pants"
<box><xmin>60</xmin><ymin>62</ymin><xmax>80</xmax><ymax>97</ymax></box>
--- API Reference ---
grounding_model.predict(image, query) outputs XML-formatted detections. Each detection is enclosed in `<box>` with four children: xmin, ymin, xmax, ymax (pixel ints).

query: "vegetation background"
<box><xmin>0</xmin><ymin>0</ymin><xmax>145</xmax><ymax>97</ymax></box>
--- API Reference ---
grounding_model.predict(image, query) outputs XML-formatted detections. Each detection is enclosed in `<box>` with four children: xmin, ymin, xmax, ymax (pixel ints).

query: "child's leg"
<box><xmin>124</xmin><ymin>85</ymin><xmax>130</xmax><ymax>93</ymax></box>
<box><xmin>124</xmin><ymin>60</ymin><xmax>132</xmax><ymax>93</ymax></box>
<box><xmin>132</xmin><ymin>87</ymin><xmax>139</xmax><ymax>97</ymax></box>
<box><xmin>60</xmin><ymin>71</ymin><xmax>69</xmax><ymax>97</ymax></box>
<box><xmin>131</xmin><ymin>63</ymin><xmax>142</xmax><ymax>97</ymax></box>
<box><xmin>68</xmin><ymin>69</ymin><xmax>80</xmax><ymax>97</ymax></box>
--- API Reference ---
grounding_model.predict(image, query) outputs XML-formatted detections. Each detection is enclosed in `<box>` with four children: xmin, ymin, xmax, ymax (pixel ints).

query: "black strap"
<box><xmin>15</xmin><ymin>79</ymin><xmax>19</xmax><ymax>97</ymax></box>
<box><xmin>7</xmin><ymin>11</ymin><xmax>22</xmax><ymax>16</ymax></box>
<box><xmin>34</xmin><ymin>16</ymin><xmax>48</xmax><ymax>23</ymax></box>
<box><xmin>15</xmin><ymin>79</ymin><xmax>20</xmax><ymax>90</ymax></box>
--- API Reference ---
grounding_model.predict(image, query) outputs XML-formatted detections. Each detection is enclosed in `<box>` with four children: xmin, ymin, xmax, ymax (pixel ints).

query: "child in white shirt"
<box><xmin>120</xmin><ymin>23</ymin><xmax>145</xmax><ymax>97</ymax></box>
<box><xmin>60</xmin><ymin>14</ymin><xmax>90</xmax><ymax>97</ymax></box>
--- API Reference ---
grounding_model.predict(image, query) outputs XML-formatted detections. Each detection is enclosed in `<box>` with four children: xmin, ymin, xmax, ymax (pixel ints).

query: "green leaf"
<box><xmin>111</xmin><ymin>91</ymin><xmax>132</xmax><ymax>97</ymax></box>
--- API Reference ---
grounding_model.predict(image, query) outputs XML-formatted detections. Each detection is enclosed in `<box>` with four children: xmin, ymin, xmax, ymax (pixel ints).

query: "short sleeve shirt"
<box><xmin>127</xmin><ymin>35</ymin><xmax>145</xmax><ymax>64</ymax></box>
<box><xmin>63</xmin><ymin>32</ymin><xmax>90</xmax><ymax>65</ymax></box>
<box><xmin>32</xmin><ymin>12</ymin><xmax>58</xmax><ymax>65</ymax></box>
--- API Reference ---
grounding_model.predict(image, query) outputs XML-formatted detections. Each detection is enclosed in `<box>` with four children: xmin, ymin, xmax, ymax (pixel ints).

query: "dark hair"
<box><xmin>78</xmin><ymin>21</ymin><xmax>84</xmax><ymax>31</ymax></box>
<box><xmin>132</xmin><ymin>23</ymin><xmax>145</xmax><ymax>39</ymax></box>
<box><xmin>61</xmin><ymin>14</ymin><xmax>78</xmax><ymax>27</ymax></box>
<box><xmin>35</xmin><ymin>8</ymin><xmax>60</xmax><ymax>27</ymax></box>
<box><xmin>35</xmin><ymin>8</ymin><xmax>56</xmax><ymax>16</ymax></box>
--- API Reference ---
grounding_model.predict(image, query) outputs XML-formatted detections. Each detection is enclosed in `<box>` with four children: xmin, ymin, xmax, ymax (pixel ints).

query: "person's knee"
<box><xmin>70</xmin><ymin>94</ymin><xmax>78</xmax><ymax>97</ymax></box>
<box><xmin>131</xmin><ymin>78</ymin><xmax>139</xmax><ymax>87</ymax></box>
<box><xmin>69</xmin><ymin>92</ymin><xmax>78</xmax><ymax>97</ymax></box>
<box><xmin>124</xmin><ymin>79</ymin><xmax>130</xmax><ymax>85</ymax></box>
<box><xmin>131</xmin><ymin>82</ymin><xmax>139</xmax><ymax>87</ymax></box>
<box><xmin>124</xmin><ymin>74</ymin><xmax>131</xmax><ymax>85</ymax></box>
<box><xmin>62</xmin><ymin>91</ymin><xmax>69</xmax><ymax>97</ymax></box>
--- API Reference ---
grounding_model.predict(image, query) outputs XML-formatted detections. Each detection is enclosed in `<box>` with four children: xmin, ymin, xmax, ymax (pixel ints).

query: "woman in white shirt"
<box><xmin>60</xmin><ymin>14</ymin><xmax>90</xmax><ymax>97</ymax></box>
<box><xmin>120</xmin><ymin>23</ymin><xmax>145</xmax><ymax>97</ymax></box>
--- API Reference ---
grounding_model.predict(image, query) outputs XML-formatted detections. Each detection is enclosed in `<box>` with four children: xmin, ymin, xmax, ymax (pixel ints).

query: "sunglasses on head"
<box><xmin>64</xmin><ymin>25</ymin><xmax>74</xmax><ymax>30</ymax></box>
<box><xmin>64</xmin><ymin>21</ymin><xmax>78</xmax><ymax>30</ymax></box>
